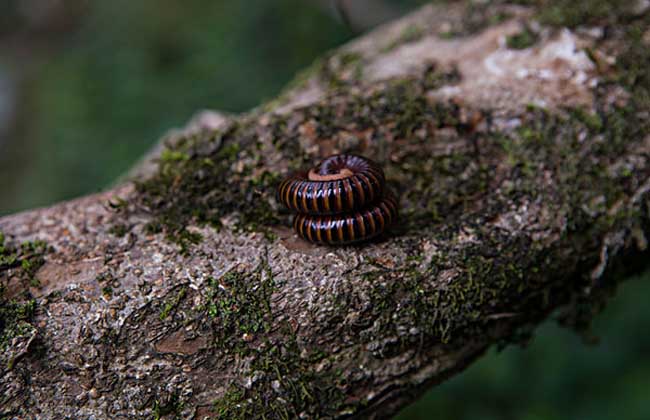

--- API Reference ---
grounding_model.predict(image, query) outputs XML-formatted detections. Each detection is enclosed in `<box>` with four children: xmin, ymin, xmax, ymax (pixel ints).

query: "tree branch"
<box><xmin>2</xmin><ymin>2</ymin><xmax>650</xmax><ymax>418</ymax></box>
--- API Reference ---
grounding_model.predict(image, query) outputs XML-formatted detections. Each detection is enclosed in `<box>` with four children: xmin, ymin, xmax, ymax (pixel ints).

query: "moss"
<box><xmin>314</xmin><ymin>7</ymin><xmax>650</xmax><ymax>351</ymax></box>
<box><xmin>108</xmin><ymin>223</ymin><xmax>129</xmax><ymax>237</ymax></box>
<box><xmin>0</xmin><ymin>233</ymin><xmax>48</xmax><ymax>285</ymax></box>
<box><xmin>0</xmin><ymin>231</ymin><xmax>50</xmax><ymax>363</ymax></box>
<box><xmin>159</xmin><ymin>149</ymin><xmax>189</xmax><ymax>163</ymax></box>
<box><xmin>152</xmin><ymin>394</ymin><xmax>184</xmax><ymax>420</ymax></box>
<box><xmin>125</xmin><ymin>124</ymin><xmax>281</xmax><ymax>253</ymax></box>
<box><xmin>352</xmin><ymin>232</ymin><xmax>543</xmax><ymax>357</ymax></box>
<box><xmin>506</xmin><ymin>26</ymin><xmax>538</xmax><ymax>49</ymax></box>
<box><xmin>159</xmin><ymin>287</ymin><xmax>187</xmax><ymax>321</ymax></box>
<box><xmin>204</xmin><ymin>262</ymin><xmax>275</xmax><ymax>350</ymax></box>
<box><xmin>497</xmin><ymin>13</ymin><xmax>650</xmax><ymax>340</ymax></box>
<box><xmin>214</xmin><ymin>386</ymin><xmax>247</xmax><ymax>418</ymax></box>
<box><xmin>215</xmin><ymin>341</ymin><xmax>346</xmax><ymax>419</ymax></box>
<box><xmin>212</xmin><ymin>331</ymin><xmax>347</xmax><ymax>419</ymax></box>
<box><xmin>109</xmin><ymin>0</ymin><xmax>648</xmax><ymax>257</ymax></box>
<box><xmin>206</xmin><ymin>261</ymin><xmax>348</xmax><ymax>418</ymax></box>
<box><xmin>375</xmin><ymin>78</ymin><xmax>486</xmax><ymax>232</ymax></box>
<box><xmin>536</xmin><ymin>0</ymin><xmax>640</xmax><ymax>27</ymax></box>
<box><xmin>124</xmin><ymin>63</ymin><xmax>466</xmax><ymax>252</ymax></box>
<box><xmin>454</xmin><ymin>3</ymin><xmax>512</xmax><ymax>38</ymax></box>
<box><xmin>108</xmin><ymin>196</ymin><xmax>129</xmax><ymax>211</ymax></box>
<box><xmin>317</xmin><ymin>51</ymin><xmax>364</xmax><ymax>89</ymax></box>
<box><xmin>102</xmin><ymin>286</ymin><xmax>113</xmax><ymax>298</ymax></box>
<box><xmin>567</xmin><ymin>107</ymin><xmax>603</xmax><ymax>132</ymax></box>
<box><xmin>95</xmin><ymin>272</ymin><xmax>115</xmax><ymax>284</ymax></box>
<box><xmin>618</xmin><ymin>22</ymin><xmax>650</xmax><ymax>114</ymax></box>
<box><xmin>382</xmin><ymin>25</ymin><xmax>425</xmax><ymax>52</ymax></box>
<box><xmin>0</xmin><ymin>284</ymin><xmax>38</xmax><ymax>367</ymax></box>
<box><xmin>438</xmin><ymin>30</ymin><xmax>456</xmax><ymax>39</ymax></box>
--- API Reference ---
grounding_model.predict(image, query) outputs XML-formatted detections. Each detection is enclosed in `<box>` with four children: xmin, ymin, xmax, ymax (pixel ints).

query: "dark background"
<box><xmin>1</xmin><ymin>1</ymin><xmax>648</xmax><ymax>418</ymax></box>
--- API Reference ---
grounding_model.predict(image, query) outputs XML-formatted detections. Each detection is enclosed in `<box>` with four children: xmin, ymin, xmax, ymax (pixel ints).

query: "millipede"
<box><xmin>277</xmin><ymin>154</ymin><xmax>398</xmax><ymax>245</ymax></box>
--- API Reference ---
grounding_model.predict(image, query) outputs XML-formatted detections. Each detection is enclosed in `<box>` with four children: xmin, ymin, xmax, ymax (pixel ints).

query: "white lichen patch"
<box><xmin>368</xmin><ymin>20</ymin><xmax>597</xmax><ymax>113</ymax></box>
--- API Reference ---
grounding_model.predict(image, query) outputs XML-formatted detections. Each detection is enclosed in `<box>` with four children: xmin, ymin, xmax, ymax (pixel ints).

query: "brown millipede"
<box><xmin>293</xmin><ymin>192</ymin><xmax>398</xmax><ymax>245</ymax></box>
<box><xmin>277</xmin><ymin>154</ymin><xmax>385</xmax><ymax>215</ymax></box>
<box><xmin>277</xmin><ymin>154</ymin><xmax>398</xmax><ymax>245</ymax></box>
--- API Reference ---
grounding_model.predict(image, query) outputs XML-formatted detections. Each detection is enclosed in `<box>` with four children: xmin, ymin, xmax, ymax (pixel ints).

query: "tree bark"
<box><xmin>2</xmin><ymin>2</ymin><xmax>650</xmax><ymax>419</ymax></box>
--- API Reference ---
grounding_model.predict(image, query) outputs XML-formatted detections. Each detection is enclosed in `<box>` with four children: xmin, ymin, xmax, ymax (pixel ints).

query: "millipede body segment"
<box><xmin>277</xmin><ymin>154</ymin><xmax>398</xmax><ymax>245</ymax></box>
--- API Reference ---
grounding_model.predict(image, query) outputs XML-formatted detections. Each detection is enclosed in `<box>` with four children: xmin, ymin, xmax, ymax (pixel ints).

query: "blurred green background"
<box><xmin>1</xmin><ymin>1</ymin><xmax>648</xmax><ymax>418</ymax></box>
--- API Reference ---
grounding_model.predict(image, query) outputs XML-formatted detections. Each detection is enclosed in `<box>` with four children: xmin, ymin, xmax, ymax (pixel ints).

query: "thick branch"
<box><xmin>2</xmin><ymin>2</ymin><xmax>650</xmax><ymax>419</ymax></box>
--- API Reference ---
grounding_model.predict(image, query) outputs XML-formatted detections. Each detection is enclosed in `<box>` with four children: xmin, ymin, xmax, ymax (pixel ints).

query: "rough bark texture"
<box><xmin>2</xmin><ymin>1</ymin><xmax>650</xmax><ymax>419</ymax></box>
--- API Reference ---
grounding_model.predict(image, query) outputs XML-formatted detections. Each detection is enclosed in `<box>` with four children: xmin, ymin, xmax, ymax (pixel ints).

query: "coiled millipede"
<box><xmin>277</xmin><ymin>154</ymin><xmax>398</xmax><ymax>245</ymax></box>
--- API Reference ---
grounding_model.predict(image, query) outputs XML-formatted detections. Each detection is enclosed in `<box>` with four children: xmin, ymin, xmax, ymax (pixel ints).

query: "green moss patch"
<box><xmin>213</xmin><ymin>337</ymin><xmax>346</xmax><ymax>419</ymax></box>
<box><xmin>0</xmin><ymin>231</ymin><xmax>49</xmax><ymax>368</ymax></box>
<box><xmin>536</xmin><ymin>0</ymin><xmax>641</xmax><ymax>27</ymax></box>
<box><xmin>152</xmin><ymin>395</ymin><xmax>184</xmax><ymax>420</ymax></box>
<box><xmin>382</xmin><ymin>25</ymin><xmax>425</xmax><ymax>52</ymax></box>
<box><xmin>204</xmin><ymin>264</ymin><xmax>274</xmax><ymax>349</ymax></box>
<box><xmin>130</xmin><ymin>127</ymin><xmax>282</xmax><ymax>253</ymax></box>
<box><xmin>108</xmin><ymin>223</ymin><xmax>129</xmax><ymax>238</ymax></box>
<box><xmin>205</xmin><ymin>262</ymin><xmax>347</xmax><ymax>419</ymax></box>
<box><xmin>159</xmin><ymin>287</ymin><xmax>187</xmax><ymax>321</ymax></box>
<box><xmin>346</xmin><ymin>232</ymin><xmax>554</xmax><ymax>357</ymax></box>
<box><xmin>318</xmin><ymin>51</ymin><xmax>364</xmax><ymax>89</ymax></box>
<box><xmin>506</xmin><ymin>25</ymin><xmax>538</xmax><ymax>49</ymax></box>
<box><xmin>0</xmin><ymin>287</ymin><xmax>37</xmax><ymax>354</ymax></box>
<box><xmin>0</xmin><ymin>232</ymin><xmax>48</xmax><ymax>285</ymax></box>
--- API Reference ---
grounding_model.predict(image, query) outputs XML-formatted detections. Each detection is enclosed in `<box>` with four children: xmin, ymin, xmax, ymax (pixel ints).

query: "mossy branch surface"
<box><xmin>1</xmin><ymin>1</ymin><xmax>650</xmax><ymax>419</ymax></box>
